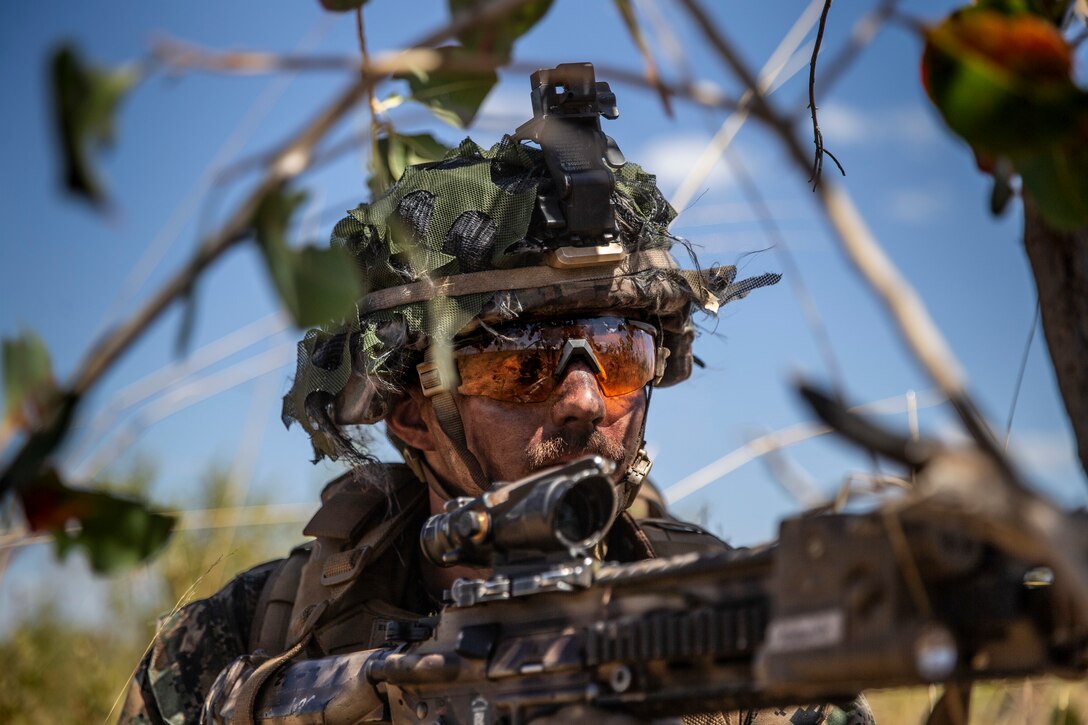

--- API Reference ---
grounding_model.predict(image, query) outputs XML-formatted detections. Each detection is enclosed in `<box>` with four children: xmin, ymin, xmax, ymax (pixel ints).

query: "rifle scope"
<box><xmin>420</xmin><ymin>456</ymin><xmax>617</xmax><ymax>568</ymax></box>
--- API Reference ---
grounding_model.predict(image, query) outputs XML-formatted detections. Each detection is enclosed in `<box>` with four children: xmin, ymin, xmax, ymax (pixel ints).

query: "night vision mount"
<box><xmin>514</xmin><ymin>63</ymin><xmax>627</xmax><ymax>267</ymax></box>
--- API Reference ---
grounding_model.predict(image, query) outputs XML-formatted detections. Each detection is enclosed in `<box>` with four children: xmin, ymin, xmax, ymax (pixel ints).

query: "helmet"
<box><xmin>282</xmin><ymin>63</ymin><xmax>779</xmax><ymax>503</ymax></box>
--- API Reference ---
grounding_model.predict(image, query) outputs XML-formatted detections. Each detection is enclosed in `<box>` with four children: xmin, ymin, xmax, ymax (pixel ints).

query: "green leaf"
<box><xmin>921</xmin><ymin>10</ymin><xmax>1086</xmax><ymax>157</ymax></box>
<box><xmin>319</xmin><ymin>0</ymin><xmax>369</xmax><ymax>10</ymax></box>
<box><xmin>1015</xmin><ymin>137</ymin><xmax>1088</xmax><ymax>229</ymax></box>
<box><xmin>292</xmin><ymin>246</ymin><xmax>364</xmax><ymax>326</ymax></box>
<box><xmin>253</xmin><ymin>186</ymin><xmax>363</xmax><ymax>327</ymax></box>
<box><xmin>253</xmin><ymin>185</ymin><xmax>307</xmax><ymax>310</ymax></box>
<box><xmin>0</xmin><ymin>393</ymin><xmax>79</xmax><ymax>500</ymax></box>
<box><xmin>3</xmin><ymin>331</ymin><xmax>57</xmax><ymax>431</ymax></box>
<box><xmin>19</xmin><ymin>468</ymin><xmax>175</xmax><ymax>574</ymax></box>
<box><xmin>49</xmin><ymin>43</ymin><xmax>139</xmax><ymax>207</ymax></box>
<box><xmin>450</xmin><ymin>0</ymin><xmax>554</xmax><ymax>61</ymax></box>
<box><xmin>402</xmin><ymin>46</ymin><xmax>498</xmax><ymax>128</ymax></box>
<box><xmin>368</xmin><ymin>132</ymin><xmax>451</xmax><ymax>198</ymax></box>
<box><xmin>174</xmin><ymin>283</ymin><xmax>199</xmax><ymax>359</ymax></box>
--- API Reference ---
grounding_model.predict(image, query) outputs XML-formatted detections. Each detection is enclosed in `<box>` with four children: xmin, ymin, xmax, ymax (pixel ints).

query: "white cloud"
<box><xmin>473</xmin><ymin>85</ymin><xmax>525</xmax><ymax>128</ymax></box>
<box><xmin>636</xmin><ymin>133</ymin><xmax>740</xmax><ymax>198</ymax></box>
<box><xmin>817</xmin><ymin>102</ymin><xmax>871</xmax><ymax>142</ymax></box>
<box><xmin>886</xmin><ymin>188</ymin><xmax>949</xmax><ymax>223</ymax></box>
<box><xmin>934</xmin><ymin>422</ymin><xmax>1078</xmax><ymax>477</ymax></box>
<box><xmin>1007</xmin><ymin>431</ymin><xmax>1078</xmax><ymax>474</ymax></box>
<box><xmin>819</xmin><ymin>101</ymin><xmax>942</xmax><ymax>148</ymax></box>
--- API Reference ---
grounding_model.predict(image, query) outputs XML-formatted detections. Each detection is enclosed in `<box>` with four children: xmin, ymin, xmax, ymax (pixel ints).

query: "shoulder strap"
<box><xmin>286</xmin><ymin>464</ymin><xmax>428</xmax><ymax>648</ymax></box>
<box><xmin>246</xmin><ymin>463</ymin><xmax>424</xmax><ymax>657</ymax></box>
<box><xmin>248</xmin><ymin>542</ymin><xmax>312</xmax><ymax>655</ymax></box>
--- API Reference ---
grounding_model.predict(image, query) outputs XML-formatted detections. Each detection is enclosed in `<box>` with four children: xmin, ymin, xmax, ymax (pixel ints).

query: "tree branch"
<box><xmin>1</xmin><ymin>0</ymin><xmax>552</xmax><ymax>497</ymax></box>
<box><xmin>676</xmin><ymin>0</ymin><xmax>987</xmax><ymax>439</ymax></box>
<box><xmin>676</xmin><ymin>0</ymin><xmax>1088</xmax><ymax>610</ymax></box>
<box><xmin>69</xmin><ymin>76</ymin><xmax>368</xmax><ymax>397</ymax></box>
<box><xmin>806</xmin><ymin>0</ymin><xmax>845</xmax><ymax>189</ymax></box>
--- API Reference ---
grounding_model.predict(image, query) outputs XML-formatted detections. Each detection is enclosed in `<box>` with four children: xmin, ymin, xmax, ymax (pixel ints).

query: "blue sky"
<box><xmin>1</xmin><ymin>0</ymin><xmax>1084</xmax><ymax>628</ymax></box>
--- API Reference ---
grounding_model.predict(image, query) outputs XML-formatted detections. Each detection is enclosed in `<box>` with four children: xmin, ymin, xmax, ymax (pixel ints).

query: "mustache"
<box><xmin>526</xmin><ymin>429</ymin><xmax>626</xmax><ymax>471</ymax></box>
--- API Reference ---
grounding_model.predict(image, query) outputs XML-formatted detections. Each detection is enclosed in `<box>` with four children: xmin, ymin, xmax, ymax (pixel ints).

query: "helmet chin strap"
<box><xmin>618</xmin><ymin>383</ymin><xmax>654</xmax><ymax>510</ymax></box>
<box><xmin>615</xmin><ymin>332</ymin><xmax>667</xmax><ymax>510</ymax></box>
<box><xmin>416</xmin><ymin>347</ymin><xmax>490</xmax><ymax>494</ymax></box>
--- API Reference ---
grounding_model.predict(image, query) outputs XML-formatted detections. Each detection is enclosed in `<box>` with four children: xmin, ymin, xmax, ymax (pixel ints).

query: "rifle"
<box><xmin>229</xmin><ymin>390</ymin><xmax>1088</xmax><ymax>725</ymax></box>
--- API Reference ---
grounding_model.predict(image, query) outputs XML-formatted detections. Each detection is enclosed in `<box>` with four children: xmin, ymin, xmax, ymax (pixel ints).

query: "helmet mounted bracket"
<box><xmin>513</xmin><ymin>62</ymin><xmax>628</xmax><ymax>268</ymax></box>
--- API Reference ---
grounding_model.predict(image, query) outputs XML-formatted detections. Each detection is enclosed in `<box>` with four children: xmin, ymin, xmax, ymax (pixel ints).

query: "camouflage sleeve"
<box><xmin>117</xmin><ymin>561</ymin><xmax>280</xmax><ymax>725</ymax></box>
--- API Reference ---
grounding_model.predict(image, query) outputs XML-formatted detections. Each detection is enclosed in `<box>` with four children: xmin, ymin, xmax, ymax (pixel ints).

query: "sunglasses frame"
<box><xmin>444</xmin><ymin>317</ymin><xmax>662</xmax><ymax>404</ymax></box>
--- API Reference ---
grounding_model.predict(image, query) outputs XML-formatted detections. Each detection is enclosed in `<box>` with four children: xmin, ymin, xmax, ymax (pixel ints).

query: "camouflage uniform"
<box><xmin>119</xmin><ymin>563</ymin><xmax>277</xmax><ymax>724</ymax></box>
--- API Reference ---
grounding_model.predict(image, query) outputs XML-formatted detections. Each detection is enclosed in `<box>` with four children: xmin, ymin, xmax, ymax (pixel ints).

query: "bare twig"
<box><xmin>670</xmin><ymin>0</ymin><xmax>824</xmax><ymax>213</ymax></box>
<box><xmin>207</xmin><ymin>56</ymin><xmax>741</xmax><ymax>188</ymax></box>
<box><xmin>724</xmin><ymin>146</ymin><xmax>846</xmax><ymax>397</ymax></box>
<box><xmin>355</xmin><ymin>5</ymin><xmax>388</xmax><ymax>176</ymax></box>
<box><xmin>806</xmin><ymin>0</ymin><xmax>845</xmax><ymax>189</ymax></box>
<box><xmin>2</xmin><ymin>0</ymin><xmax>550</xmax><ymax>497</ymax></box>
<box><xmin>795</xmin><ymin>0</ymin><xmax>900</xmax><ymax>114</ymax></box>
<box><xmin>1005</xmin><ymin>299</ymin><xmax>1040</xmax><ymax>450</ymax></box>
<box><xmin>678</xmin><ymin>0</ymin><xmax>1006</xmax><ymax>458</ymax></box>
<box><xmin>157</xmin><ymin>44</ymin><xmax>742</xmax><ymax>116</ymax></box>
<box><xmin>155</xmin><ymin>37</ymin><xmax>363</xmax><ymax>73</ymax></box>
<box><xmin>664</xmin><ymin>389</ymin><xmax>945</xmax><ymax>505</ymax></box>
<box><xmin>638</xmin><ymin>0</ymin><xmax>697</xmax><ymax>92</ymax></box>
<box><xmin>676</xmin><ymin>0</ymin><xmax>801</xmax><ymax>150</ymax></box>
<box><xmin>73</xmin><ymin>345</ymin><xmax>294</xmax><ymax>481</ymax></box>
<box><xmin>614</xmin><ymin>0</ymin><xmax>674</xmax><ymax>116</ymax></box>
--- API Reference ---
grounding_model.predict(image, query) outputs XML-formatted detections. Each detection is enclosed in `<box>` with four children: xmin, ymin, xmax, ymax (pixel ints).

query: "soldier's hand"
<box><xmin>200</xmin><ymin>651</ymin><xmax>270</xmax><ymax>725</ymax></box>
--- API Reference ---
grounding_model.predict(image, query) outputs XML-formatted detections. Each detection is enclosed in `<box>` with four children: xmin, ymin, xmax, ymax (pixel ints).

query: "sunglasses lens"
<box><xmin>592</xmin><ymin>326</ymin><xmax>657</xmax><ymax>397</ymax></box>
<box><xmin>455</xmin><ymin>318</ymin><xmax>656</xmax><ymax>403</ymax></box>
<box><xmin>456</xmin><ymin>347</ymin><xmax>559</xmax><ymax>403</ymax></box>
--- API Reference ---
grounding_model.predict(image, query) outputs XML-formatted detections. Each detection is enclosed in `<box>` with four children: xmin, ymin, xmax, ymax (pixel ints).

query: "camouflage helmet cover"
<box><xmin>283</xmin><ymin>137</ymin><xmax>779</xmax><ymax>459</ymax></box>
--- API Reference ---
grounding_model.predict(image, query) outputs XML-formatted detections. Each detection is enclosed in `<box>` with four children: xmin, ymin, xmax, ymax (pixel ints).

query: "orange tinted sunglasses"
<box><xmin>454</xmin><ymin>317</ymin><xmax>659</xmax><ymax>404</ymax></box>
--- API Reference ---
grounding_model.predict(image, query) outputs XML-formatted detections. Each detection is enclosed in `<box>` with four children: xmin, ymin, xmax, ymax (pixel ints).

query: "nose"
<box><xmin>550</xmin><ymin>360</ymin><xmax>606</xmax><ymax>429</ymax></box>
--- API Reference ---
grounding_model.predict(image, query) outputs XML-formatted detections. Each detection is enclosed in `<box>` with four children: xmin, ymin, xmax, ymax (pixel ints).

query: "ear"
<box><xmin>385</xmin><ymin>389</ymin><xmax>439</xmax><ymax>452</ymax></box>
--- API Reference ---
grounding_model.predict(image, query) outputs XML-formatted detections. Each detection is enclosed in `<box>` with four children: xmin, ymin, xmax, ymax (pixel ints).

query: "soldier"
<box><xmin>120</xmin><ymin>64</ymin><xmax>874</xmax><ymax>725</ymax></box>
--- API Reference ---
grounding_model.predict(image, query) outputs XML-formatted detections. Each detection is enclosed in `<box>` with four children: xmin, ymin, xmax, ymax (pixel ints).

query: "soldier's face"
<box><xmin>388</xmin><ymin>316</ymin><xmax>655</xmax><ymax>494</ymax></box>
<box><xmin>389</xmin><ymin>359</ymin><xmax>647</xmax><ymax>494</ymax></box>
<box><xmin>458</xmin><ymin>358</ymin><xmax>647</xmax><ymax>485</ymax></box>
